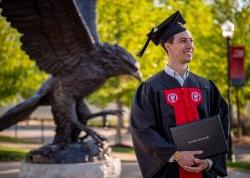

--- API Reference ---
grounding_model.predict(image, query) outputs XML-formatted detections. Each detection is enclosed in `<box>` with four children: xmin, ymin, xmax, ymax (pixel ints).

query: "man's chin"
<box><xmin>184</xmin><ymin>58</ymin><xmax>192</xmax><ymax>63</ymax></box>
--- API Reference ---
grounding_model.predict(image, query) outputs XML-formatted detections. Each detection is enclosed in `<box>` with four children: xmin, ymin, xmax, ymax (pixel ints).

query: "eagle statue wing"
<box><xmin>0</xmin><ymin>0</ymin><xmax>99</xmax><ymax>75</ymax></box>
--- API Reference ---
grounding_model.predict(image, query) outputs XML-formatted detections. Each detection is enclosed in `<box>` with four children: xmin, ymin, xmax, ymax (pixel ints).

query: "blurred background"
<box><xmin>0</xmin><ymin>0</ymin><xmax>249</xmax><ymax>177</ymax></box>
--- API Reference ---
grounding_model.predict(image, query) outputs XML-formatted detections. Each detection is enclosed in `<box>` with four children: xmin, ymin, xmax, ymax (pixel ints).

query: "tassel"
<box><xmin>136</xmin><ymin>28</ymin><xmax>155</xmax><ymax>57</ymax></box>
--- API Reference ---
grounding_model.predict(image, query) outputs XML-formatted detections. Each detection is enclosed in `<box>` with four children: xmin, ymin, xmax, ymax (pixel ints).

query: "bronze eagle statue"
<box><xmin>0</xmin><ymin>0</ymin><xmax>140</xmax><ymax>163</ymax></box>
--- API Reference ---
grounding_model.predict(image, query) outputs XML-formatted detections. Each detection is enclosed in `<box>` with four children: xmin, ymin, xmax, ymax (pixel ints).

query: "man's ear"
<box><xmin>165</xmin><ymin>43</ymin><xmax>171</xmax><ymax>52</ymax></box>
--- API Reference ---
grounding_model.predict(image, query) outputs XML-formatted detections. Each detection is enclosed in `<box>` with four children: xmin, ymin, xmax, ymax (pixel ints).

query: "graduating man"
<box><xmin>131</xmin><ymin>11</ymin><xmax>229</xmax><ymax>178</ymax></box>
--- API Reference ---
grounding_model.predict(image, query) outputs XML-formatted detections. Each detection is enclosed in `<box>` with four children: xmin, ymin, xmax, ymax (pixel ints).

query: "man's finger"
<box><xmin>182</xmin><ymin>165</ymin><xmax>196</xmax><ymax>173</ymax></box>
<box><xmin>194</xmin><ymin>158</ymin><xmax>202</xmax><ymax>164</ymax></box>
<box><xmin>182</xmin><ymin>167</ymin><xmax>195</xmax><ymax>173</ymax></box>
<box><xmin>184</xmin><ymin>165</ymin><xmax>202</xmax><ymax>173</ymax></box>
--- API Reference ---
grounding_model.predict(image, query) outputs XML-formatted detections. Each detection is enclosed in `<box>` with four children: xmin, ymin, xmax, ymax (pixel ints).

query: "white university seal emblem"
<box><xmin>167</xmin><ymin>93</ymin><xmax>178</xmax><ymax>103</ymax></box>
<box><xmin>191</xmin><ymin>92</ymin><xmax>201</xmax><ymax>102</ymax></box>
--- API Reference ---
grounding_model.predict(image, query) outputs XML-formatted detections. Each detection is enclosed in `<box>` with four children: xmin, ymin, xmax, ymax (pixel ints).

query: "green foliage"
<box><xmin>87</xmin><ymin>117</ymin><xmax>118</xmax><ymax>128</ymax></box>
<box><xmin>0</xmin><ymin>13</ymin><xmax>47</xmax><ymax>106</ymax></box>
<box><xmin>88</xmin><ymin>0</ymin><xmax>250</xmax><ymax>113</ymax></box>
<box><xmin>211</xmin><ymin>0</ymin><xmax>250</xmax><ymax>114</ymax></box>
<box><xmin>0</xmin><ymin>1</ymin><xmax>249</xmax><ymax>115</ymax></box>
<box><xmin>89</xmin><ymin>0</ymin><xmax>169</xmax><ymax>107</ymax></box>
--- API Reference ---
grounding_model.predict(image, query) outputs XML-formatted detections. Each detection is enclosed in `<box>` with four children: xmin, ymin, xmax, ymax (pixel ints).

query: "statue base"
<box><xmin>19</xmin><ymin>158</ymin><xmax>121</xmax><ymax>178</ymax></box>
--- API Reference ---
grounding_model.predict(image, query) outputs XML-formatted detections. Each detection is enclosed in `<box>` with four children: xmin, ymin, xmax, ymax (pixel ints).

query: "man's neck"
<box><xmin>167</xmin><ymin>61</ymin><xmax>188</xmax><ymax>76</ymax></box>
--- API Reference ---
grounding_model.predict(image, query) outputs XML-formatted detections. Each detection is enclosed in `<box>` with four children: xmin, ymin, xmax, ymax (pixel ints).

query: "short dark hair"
<box><xmin>161</xmin><ymin>36</ymin><xmax>174</xmax><ymax>53</ymax></box>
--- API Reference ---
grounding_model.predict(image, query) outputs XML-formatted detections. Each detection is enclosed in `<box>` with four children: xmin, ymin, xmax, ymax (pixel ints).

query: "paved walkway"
<box><xmin>0</xmin><ymin>125</ymin><xmax>133</xmax><ymax>146</ymax></box>
<box><xmin>1</xmin><ymin>125</ymin><xmax>250</xmax><ymax>162</ymax></box>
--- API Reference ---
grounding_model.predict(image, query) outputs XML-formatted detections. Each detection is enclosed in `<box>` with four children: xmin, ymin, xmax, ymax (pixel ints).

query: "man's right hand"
<box><xmin>176</xmin><ymin>150</ymin><xmax>203</xmax><ymax>168</ymax></box>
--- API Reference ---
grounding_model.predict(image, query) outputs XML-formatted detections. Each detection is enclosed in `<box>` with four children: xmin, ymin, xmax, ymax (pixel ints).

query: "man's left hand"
<box><xmin>183</xmin><ymin>158</ymin><xmax>209</xmax><ymax>173</ymax></box>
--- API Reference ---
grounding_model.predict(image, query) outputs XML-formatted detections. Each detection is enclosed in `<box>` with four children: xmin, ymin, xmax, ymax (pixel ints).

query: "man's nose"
<box><xmin>186</xmin><ymin>41</ymin><xmax>194</xmax><ymax>48</ymax></box>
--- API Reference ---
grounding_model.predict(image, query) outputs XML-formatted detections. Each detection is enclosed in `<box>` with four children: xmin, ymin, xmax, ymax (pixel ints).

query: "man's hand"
<box><xmin>176</xmin><ymin>151</ymin><xmax>203</xmax><ymax>168</ymax></box>
<box><xmin>183</xmin><ymin>158</ymin><xmax>209</xmax><ymax>173</ymax></box>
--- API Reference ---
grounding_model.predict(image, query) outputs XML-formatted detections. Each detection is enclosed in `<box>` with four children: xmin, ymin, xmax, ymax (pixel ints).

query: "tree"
<box><xmin>90</xmin><ymin>0</ymin><xmax>221</xmax><ymax>107</ymax></box>
<box><xmin>0</xmin><ymin>14</ymin><xmax>47</xmax><ymax>106</ymax></box>
<box><xmin>88</xmin><ymin>0</ymin><xmax>170</xmax><ymax>144</ymax></box>
<box><xmin>211</xmin><ymin>0</ymin><xmax>250</xmax><ymax>122</ymax></box>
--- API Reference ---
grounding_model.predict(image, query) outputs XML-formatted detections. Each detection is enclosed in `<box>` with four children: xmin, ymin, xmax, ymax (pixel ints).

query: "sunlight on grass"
<box><xmin>0</xmin><ymin>136</ymin><xmax>36</xmax><ymax>144</ymax></box>
<box><xmin>0</xmin><ymin>147</ymin><xmax>28</xmax><ymax>161</ymax></box>
<box><xmin>227</xmin><ymin>161</ymin><xmax>250</xmax><ymax>171</ymax></box>
<box><xmin>111</xmin><ymin>146</ymin><xmax>134</xmax><ymax>153</ymax></box>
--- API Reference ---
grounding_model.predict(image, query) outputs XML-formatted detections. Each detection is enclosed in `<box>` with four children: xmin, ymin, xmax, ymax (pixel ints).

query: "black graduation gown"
<box><xmin>131</xmin><ymin>71</ymin><xmax>229</xmax><ymax>178</ymax></box>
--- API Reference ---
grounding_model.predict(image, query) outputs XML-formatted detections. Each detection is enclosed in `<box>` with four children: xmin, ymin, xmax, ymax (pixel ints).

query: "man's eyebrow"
<box><xmin>178</xmin><ymin>37</ymin><xmax>193</xmax><ymax>40</ymax></box>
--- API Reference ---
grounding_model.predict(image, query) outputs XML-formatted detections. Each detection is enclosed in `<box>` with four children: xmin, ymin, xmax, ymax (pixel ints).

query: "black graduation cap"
<box><xmin>137</xmin><ymin>11</ymin><xmax>186</xmax><ymax>57</ymax></box>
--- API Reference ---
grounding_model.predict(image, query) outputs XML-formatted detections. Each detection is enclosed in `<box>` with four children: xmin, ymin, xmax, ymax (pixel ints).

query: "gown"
<box><xmin>131</xmin><ymin>70</ymin><xmax>229</xmax><ymax>178</ymax></box>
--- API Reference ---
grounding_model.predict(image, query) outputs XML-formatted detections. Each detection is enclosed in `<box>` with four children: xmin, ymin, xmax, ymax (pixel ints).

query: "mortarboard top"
<box><xmin>137</xmin><ymin>11</ymin><xmax>187</xmax><ymax>57</ymax></box>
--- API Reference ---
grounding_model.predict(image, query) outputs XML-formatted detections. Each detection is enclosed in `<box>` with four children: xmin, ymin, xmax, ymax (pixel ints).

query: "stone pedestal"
<box><xmin>19</xmin><ymin>158</ymin><xmax>121</xmax><ymax>178</ymax></box>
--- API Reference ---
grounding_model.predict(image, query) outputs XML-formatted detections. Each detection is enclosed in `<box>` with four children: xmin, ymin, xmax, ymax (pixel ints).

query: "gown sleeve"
<box><xmin>207</xmin><ymin>80</ymin><xmax>229</xmax><ymax>177</ymax></box>
<box><xmin>131</xmin><ymin>82</ymin><xmax>177</xmax><ymax>178</ymax></box>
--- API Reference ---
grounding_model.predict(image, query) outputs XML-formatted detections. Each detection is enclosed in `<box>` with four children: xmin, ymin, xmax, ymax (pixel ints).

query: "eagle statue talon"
<box><xmin>100</xmin><ymin>109</ymin><xmax>124</xmax><ymax>117</ymax></box>
<box><xmin>86</xmin><ymin>128</ymin><xmax>107</xmax><ymax>143</ymax></box>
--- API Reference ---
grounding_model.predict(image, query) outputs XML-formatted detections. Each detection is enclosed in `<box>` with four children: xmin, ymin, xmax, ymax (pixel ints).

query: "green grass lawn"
<box><xmin>0</xmin><ymin>136</ymin><xmax>37</xmax><ymax>144</ymax></box>
<box><xmin>0</xmin><ymin>145</ymin><xmax>135</xmax><ymax>162</ymax></box>
<box><xmin>111</xmin><ymin>145</ymin><xmax>135</xmax><ymax>153</ymax></box>
<box><xmin>0</xmin><ymin>136</ymin><xmax>32</xmax><ymax>162</ymax></box>
<box><xmin>0</xmin><ymin>147</ymin><xmax>28</xmax><ymax>161</ymax></box>
<box><xmin>227</xmin><ymin>161</ymin><xmax>250</xmax><ymax>171</ymax></box>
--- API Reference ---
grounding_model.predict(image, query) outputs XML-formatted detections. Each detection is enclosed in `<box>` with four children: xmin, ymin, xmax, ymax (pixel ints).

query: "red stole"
<box><xmin>164</xmin><ymin>88</ymin><xmax>203</xmax><ymax>178</ymax></box>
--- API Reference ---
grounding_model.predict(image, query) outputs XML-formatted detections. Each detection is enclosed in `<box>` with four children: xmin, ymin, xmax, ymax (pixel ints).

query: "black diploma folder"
<box><xmin>170</xmin><ymin>115</ymin><xmax>228</xmax><ymax>159</ymax></box>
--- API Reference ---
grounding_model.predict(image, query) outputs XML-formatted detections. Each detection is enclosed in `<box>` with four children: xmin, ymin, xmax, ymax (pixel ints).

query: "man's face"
<box><xmin>165</xmin><ymin>30</ymin><xmax>194</xmax><ymax>64</ymax></box>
